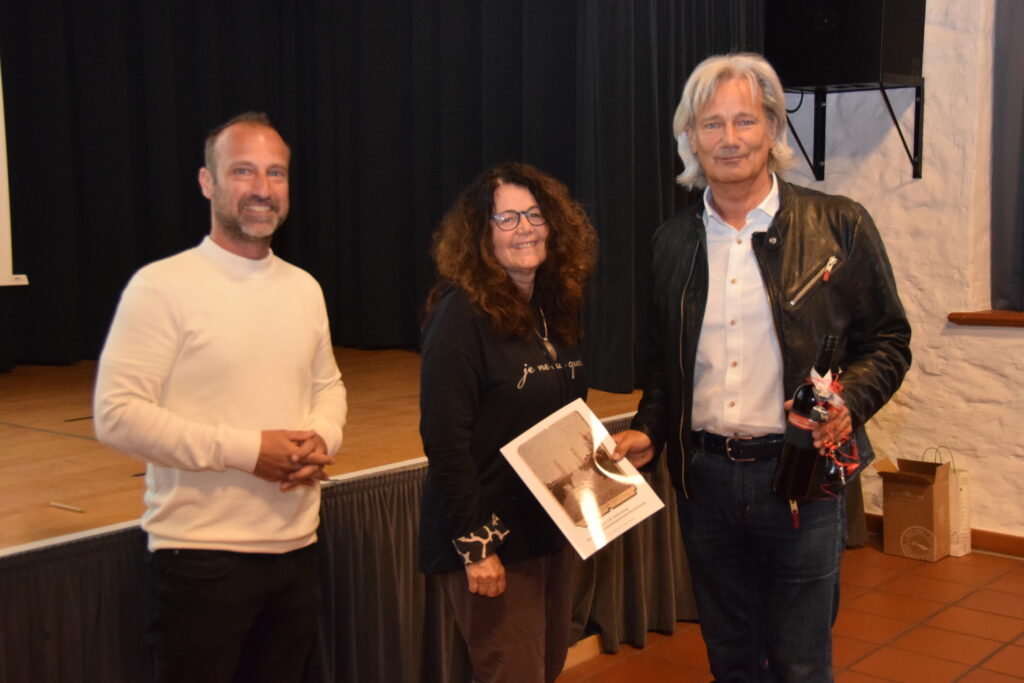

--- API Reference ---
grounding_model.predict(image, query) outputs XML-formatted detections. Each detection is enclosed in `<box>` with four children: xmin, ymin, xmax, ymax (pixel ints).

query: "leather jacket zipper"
<box><xmin>788</xmin><ymin>255</ymin><xmax>839</xmax><ymax>307</ymax></box>
<box><xmin>677</xmin><ymin>243</ymin><xmax>702</xmax><ymax>497</ymax></box>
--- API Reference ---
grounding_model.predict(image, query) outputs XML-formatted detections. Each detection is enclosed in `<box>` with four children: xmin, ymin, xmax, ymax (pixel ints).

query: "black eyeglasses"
<box><xmin>491</xmin><ymin>207</ymin><xmax>546</xmax><ymax>231</ymax></box>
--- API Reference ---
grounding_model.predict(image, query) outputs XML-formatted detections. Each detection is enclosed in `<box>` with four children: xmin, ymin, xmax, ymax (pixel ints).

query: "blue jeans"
<box><xmin>677</xmin><ymin>446</ymin><xmax>845</xmax><ymax>682</ymax></box>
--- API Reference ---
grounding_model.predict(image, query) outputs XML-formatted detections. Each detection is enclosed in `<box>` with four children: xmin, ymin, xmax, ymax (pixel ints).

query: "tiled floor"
<box><xmin>558</xmin><ymin>539</ymin><xmax>1024</xmax><ymax>682</ymax></box>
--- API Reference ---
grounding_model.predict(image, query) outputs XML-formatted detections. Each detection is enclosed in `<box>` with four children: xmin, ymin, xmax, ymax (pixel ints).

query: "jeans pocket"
<box><xmin>689</xmin><ymin>448</ymin><xmax>706</xmax><ymax>477</ymax></box>
<box><xmin>160</xmin><ymin>549</ymin><xmax>236</xmax><ymax>583</ymax></box>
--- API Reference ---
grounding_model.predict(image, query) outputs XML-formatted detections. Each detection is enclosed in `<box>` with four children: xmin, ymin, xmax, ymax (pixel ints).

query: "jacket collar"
<box><xmin>760</xmin><ymin>178</ymin><xmax>797</xmax><ymax>252</ymax></box>
<box><xmin>686</xmin><ymin>177</ymin><xmax>791</xmax><ymax>251</ymax></box>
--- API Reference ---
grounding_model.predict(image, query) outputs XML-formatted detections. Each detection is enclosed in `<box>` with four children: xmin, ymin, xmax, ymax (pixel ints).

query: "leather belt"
<box><xmin>690</xmin><ymin>430</ymin><xmax>784</xmax><ymax>462</ymax></box>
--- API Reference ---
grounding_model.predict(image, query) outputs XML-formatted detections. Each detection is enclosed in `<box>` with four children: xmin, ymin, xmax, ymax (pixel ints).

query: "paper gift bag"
<box><xmin>876</xmin><ymin>457</ymin><xmax>950</xmax><ymax>561</ymax></box>
<box><xmin>924</xmin><ymin>447</ymin><xmax>971</xmax><ymax>557</ymax></box>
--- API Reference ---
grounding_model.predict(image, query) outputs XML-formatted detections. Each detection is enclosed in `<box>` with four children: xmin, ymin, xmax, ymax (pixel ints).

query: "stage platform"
<box><xmin>0</xmin><ymin>348</ymin><xmax>641</xmax><ymax>549</ymax></box>
<box><xmin>0</xmin><ymin>370</ymin><xmax>687</xmax><ymax>683</ymax></box>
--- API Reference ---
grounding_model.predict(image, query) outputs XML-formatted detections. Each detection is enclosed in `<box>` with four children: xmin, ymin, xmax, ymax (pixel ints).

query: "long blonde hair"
<box><xmin>673</xmin><ymin>53</ymin><xmax>795</xmax><ymax>189</ymax></box>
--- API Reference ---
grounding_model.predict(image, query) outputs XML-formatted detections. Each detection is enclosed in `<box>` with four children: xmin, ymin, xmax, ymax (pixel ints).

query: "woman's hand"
<box><xmin>465</xmin><ymin>554</ymin><xmax>506</xmax><ymax>597</ymax></box>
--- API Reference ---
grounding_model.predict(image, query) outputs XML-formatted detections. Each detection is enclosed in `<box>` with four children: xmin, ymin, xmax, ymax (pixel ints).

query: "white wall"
<box><xmin>784</xmin><ymin>0</ymin><xmax>1024</xmax><ymax>538</ymax></box>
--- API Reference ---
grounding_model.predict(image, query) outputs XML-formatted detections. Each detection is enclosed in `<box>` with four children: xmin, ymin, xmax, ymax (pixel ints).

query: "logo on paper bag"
<box><xmin>899</xmin><ymin>525</ymin><xmax>935</xmax><ymax>561</ymax></box>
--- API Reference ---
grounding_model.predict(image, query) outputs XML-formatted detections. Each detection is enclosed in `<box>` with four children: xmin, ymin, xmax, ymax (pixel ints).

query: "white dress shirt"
<box><xmin>691</xmin><ymin>175</ymin><xmax>786</xmax><ymax>437</ymax></box>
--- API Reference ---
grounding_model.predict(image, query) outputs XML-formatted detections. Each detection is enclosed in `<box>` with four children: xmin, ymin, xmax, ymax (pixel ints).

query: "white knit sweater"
<box><xmin>95</xmin><ymin>237</ymin><xmax>347</xmax><ymax>552</ymax></box>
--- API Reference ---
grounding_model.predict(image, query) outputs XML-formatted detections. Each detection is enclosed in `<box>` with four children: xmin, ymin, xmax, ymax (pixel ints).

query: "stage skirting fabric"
<box><xmin>0</xmin><ymin>414</ymin><xmax>700</xmax><ymax>682</ymax></box>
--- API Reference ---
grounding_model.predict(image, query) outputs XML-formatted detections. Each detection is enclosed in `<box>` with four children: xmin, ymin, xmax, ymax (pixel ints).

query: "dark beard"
<box><xmin>213</xmin><ymin>199</ymin><xmax>284</xmax><ymax>243</ymax></box>
<box><xmin>215</xmin><ymin>210</ymin><xmax>273</xmax><ymax>244</ymax></box>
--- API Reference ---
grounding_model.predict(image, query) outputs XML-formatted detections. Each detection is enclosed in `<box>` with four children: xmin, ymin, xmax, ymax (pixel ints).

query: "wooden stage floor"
<box><xmin>0</xmin><ymin>348</ymin><xmax>641</xmax><ymax>550</ymax></box>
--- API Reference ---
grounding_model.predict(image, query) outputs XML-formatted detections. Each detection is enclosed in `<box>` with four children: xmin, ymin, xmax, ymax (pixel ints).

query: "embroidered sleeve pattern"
<box><xmin>452</xmin><ymin>513</ymin><xmax>510</xmax><ymax>565</ymax></box>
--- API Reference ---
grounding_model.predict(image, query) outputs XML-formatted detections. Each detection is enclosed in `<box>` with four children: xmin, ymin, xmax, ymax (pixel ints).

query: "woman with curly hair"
<box><xmin>419</xmin><ymin>162</ymin><xmax>598</xmax><ymax>682</ymax></box>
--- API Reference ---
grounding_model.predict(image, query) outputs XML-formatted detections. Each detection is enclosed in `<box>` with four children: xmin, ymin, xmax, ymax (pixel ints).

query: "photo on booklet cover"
<box><xmin>501</xmin><ymin>398</ymin><xmax>664</xmax><ymax>559</ymax></box>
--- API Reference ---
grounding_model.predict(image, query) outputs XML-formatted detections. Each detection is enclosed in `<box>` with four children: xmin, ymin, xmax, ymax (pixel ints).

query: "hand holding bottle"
<box><xmin>783</xmin><ymin>399</ymin><xmax>852</xmax><ymax>454</ymax></box>
<box><xmin>813</xmin><ymin>403</ymin><xmax>851</xmax><ymax>452</ymax></box>
<box><xmin>772</xmin><ymin>334</ymin><xmax>839</xmax><ymax>502</ymax></box>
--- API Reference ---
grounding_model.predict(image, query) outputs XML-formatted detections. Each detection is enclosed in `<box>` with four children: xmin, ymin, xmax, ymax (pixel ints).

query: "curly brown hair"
<box><xmin>426</xmin><ymin>162</ymin><xmax>598</xmax><ymax>344</ymax></box>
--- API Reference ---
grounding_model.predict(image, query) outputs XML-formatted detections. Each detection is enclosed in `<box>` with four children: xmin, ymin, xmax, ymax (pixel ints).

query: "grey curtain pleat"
<box><xmin>311</xmin><ymin>465</ymin><xmax>473</xmax><ymax>682</ymax></box>
<box><xmin>0</xmin><ymin>528</ymin><xmax>151</xmax><ymax>683</ymax></box>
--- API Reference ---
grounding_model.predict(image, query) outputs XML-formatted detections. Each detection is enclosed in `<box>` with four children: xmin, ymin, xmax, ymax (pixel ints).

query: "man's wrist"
<box><xmin>233</xmin><ymin>429</ymin><xmax>264</xmax><ymax>473</ymax></box>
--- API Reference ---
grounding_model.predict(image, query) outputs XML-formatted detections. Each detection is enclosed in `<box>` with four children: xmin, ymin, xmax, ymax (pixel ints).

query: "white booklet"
<box><xmin>500</xmin><ymin>398</ymin><xmax>665</xmax><ymax>559</ymax></box>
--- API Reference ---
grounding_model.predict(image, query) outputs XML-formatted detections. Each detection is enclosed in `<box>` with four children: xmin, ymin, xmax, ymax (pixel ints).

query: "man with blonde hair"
<box><xmin>615</xmin><ymin>54</ymin><xmax>911</xmax><ymax>681</ymax></box>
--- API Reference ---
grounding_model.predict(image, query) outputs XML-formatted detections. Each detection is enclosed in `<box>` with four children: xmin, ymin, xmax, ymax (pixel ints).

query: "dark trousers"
<box><xmin>678</xmin><ymin>448</ymin><xmax>845</xmax><ymax>683</ymax></box>
<box><xmin>441</xmin><ymin>545</ymin><xmax>576</xmax><ymax>683</ymax></box>
<box><xmin>144</xmin><ymin>543</ymin><xmax>320</xmax><ymax>683</ymax></box>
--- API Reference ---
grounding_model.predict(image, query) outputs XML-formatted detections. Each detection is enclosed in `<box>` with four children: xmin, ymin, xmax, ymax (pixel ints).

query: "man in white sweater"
<box><xmin>94</xmin><ymin>112</ymin><xmax>347</xmax><ymax>683</ymax></box>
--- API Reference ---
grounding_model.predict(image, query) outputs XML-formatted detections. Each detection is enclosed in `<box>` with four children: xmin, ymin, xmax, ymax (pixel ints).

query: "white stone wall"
<box><xmin>783</xmin><ymin>0</ymin><xmax>1024</xmax><ymax>538</ymax></box>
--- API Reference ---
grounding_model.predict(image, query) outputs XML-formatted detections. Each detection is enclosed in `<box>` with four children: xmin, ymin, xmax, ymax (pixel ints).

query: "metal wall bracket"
<box><xmin>785</xmin><ymin>77</ymin><xmax>924</xmax><ymax>181</ymax></box>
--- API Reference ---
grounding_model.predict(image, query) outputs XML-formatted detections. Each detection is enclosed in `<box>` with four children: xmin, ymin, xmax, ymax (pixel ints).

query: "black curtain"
<box><xmin>992</xmin><ymin>0</ymin><xmax>1024</xmax><ymax>312</ymax></box>
<box><xmin>0</xmin><ymin>0</ymin><xmax>763</xmax><ymax>389</ymax></box>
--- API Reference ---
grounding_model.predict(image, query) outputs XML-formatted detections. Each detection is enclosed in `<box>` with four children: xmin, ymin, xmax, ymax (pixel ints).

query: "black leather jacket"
<box><xmin>630</xmin><ymin>179</ymin><xmax>912</xmax><ymax>496</ymax></box>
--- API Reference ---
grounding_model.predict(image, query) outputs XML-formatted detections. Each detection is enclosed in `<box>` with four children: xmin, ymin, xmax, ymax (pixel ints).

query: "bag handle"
<box><xmin>921</xmin><ymin>446</ymin><xmax>957</xmax><ymax>471</ymax></box>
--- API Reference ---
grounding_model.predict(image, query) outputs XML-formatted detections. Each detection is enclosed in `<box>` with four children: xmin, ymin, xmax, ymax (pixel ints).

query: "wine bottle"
<box><xmin>772</xmin><ymin>334</ymin><xmax>839</xmax><ymax>502</ymax></box>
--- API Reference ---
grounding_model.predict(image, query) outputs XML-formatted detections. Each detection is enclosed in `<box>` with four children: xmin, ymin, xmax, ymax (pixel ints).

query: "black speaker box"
<box><xmin>764</xmin><ymin>0</ymin><xmax>926</xmax><ymax>89</ymax></box>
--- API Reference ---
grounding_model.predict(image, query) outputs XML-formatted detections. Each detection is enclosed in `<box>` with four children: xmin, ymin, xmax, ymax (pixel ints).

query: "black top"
<box><xmin>418</xmin><ymin>288</ymin><xmax>588</xmax><ymax>574</ymax></box>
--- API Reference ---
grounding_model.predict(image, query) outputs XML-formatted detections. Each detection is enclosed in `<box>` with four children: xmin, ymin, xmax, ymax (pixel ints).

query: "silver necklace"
<box><xmin>537</xmin><ymin>308</ymin><xmax>558</xmax><ymax>361</ymax></box>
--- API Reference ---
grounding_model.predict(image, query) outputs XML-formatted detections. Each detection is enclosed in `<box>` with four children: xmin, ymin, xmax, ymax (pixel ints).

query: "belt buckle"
<box><xmin>724</xmin><ymin>436</ymin><xmax>756</xmax><ymax>462</ymax></box>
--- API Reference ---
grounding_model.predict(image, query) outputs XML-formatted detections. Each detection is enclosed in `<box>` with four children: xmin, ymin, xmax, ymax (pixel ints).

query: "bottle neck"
<box><xmin>813</xmin><ymin>335</ymin><xmax>839</xmax><ymax>376</ymax></box>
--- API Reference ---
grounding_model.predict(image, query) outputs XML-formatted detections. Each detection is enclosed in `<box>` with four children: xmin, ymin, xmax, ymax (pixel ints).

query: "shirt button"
<box><xmin>730</xmin><ymin>319</ymin><xmax>737</xmax><ymax>326</ymax></box>
<box><xmin>727</xmin><ymin>400</ymin><xmax>736</xmax><ymax>408</ymax></box>
<box><xmin>730</xmin><ymin>278</ymin><xmax>738</xmax><ymax>285</ymax></box>
<box><xmin>731</xmin><ymin>361</ymin><xmax>738</xmax><ymax>367</ymax></box>
<box><xmin>735</xmin><ymin>238</ymin><xmax>742</xmax><ymax>244</ymax></box>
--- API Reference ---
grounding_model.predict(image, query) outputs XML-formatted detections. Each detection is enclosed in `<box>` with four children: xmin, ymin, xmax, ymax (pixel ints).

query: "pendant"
<box><xmin>536</xmin><ymin>306</ymin><xmax>557</xmax><ymax>361</ymax></box>
<box><xmin>540</xmin><ymin>337</ymin><xmax>558</xmax><ymax>362</ymax></box>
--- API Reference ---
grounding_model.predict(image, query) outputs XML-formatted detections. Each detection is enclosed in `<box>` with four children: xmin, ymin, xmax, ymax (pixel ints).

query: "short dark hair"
<box><xmin>203</xmin><ymin>112</ymin><xmax>285</xmax><ymax>173</ymax></box>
